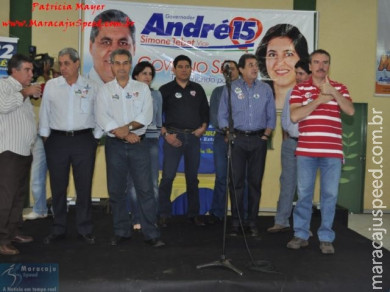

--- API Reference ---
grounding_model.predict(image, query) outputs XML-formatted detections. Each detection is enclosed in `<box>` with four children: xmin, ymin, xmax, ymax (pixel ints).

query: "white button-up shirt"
<box><xmin>96</xmin><ymin>78</ymin><xmax>152</xmax><ymax>137</ymax></box>
<box><xmin>0</xmin><ymin>76</ymin><xmax>37</xmax><ymax>156</ymax></box>
<box><xmin>39</xmin><ymin>75</ymin><xmax>102</xmax><ymax>138</ymax></box>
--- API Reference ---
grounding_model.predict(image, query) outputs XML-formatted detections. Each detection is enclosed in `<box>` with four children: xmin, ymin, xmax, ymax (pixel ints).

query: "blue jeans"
<box><xmin>30</xmin><ymin>135</ymin><xmax>48</xmax><ymax>215</ymax></box>
<box><xmin>210</xmin><ymin>133</ymin><xmax>227</xmax><ymax>219</ymax></box>
<box><xmin>274</xmin><ymin>138</ymin><xmax>297</xmax><ymax>227</ymax></box>
<box><xmin>159</xmin><ymin>133</ymin><xmax>200</xmax><ymax>218</ymax></box>
<box><xmin>293</xmin><ymin>156</ymin><xmax>342</xmax><ymax>242</ymax></box>
<box><xmin>105</xmin><ymin>137</ymin><xmax>159</xmax><ymax>240</ymax></box>
<box><xmin>126</xmin><ymin>138</ymin><xmax>159</xmax><ymax>225</ymax></box>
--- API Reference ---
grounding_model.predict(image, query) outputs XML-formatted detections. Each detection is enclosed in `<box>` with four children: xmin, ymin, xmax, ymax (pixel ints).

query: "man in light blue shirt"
<box><xmin>218</xmin><ymin>54</ymin><xmax>276</xmax><ymax>236</ymax></box>
<box><xmin>267</xmin><ymin>60</ymin><xmax>311</xmax><ymax>233</ymax></box>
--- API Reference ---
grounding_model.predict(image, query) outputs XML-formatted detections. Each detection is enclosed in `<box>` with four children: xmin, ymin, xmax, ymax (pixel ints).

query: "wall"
<box><xmin>0</xmin><ymin>1</ymin><xmax>10</xmax><ymax>36</ymax></box>
<box><xmin>20</xmin><ymin>0</ymin><xmax>390</xmax><ymax>211</ymax></box>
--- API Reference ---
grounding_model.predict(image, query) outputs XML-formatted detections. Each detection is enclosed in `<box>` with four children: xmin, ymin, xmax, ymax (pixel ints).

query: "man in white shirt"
<box><xmin>39</xmin><ymin>48</ymin><xmax>101</xmax><ymax>245</ymax></box>
<box><xmin>0</xmin><ymin>54</ymin><xmax>41</xmax><ymax>255</ymax></box>
<box><xmin>96</xmin><ymin>49</ymin><xmax>164</xmax><ymax>248</ymax></box>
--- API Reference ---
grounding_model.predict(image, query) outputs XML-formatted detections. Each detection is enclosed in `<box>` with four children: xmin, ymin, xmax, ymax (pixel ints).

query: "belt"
<box><xmin>51</xmin><ymin>129</ymin><xmax>92</xmax><ymax>136</ymax></box>
<box><xmin>109</xmin><ymin>134</ymin><xmax>145</xmax><ymax>143</ymax></box>
<box><xmin>285</xmin><ymin>132</ymin><xmax>298</xmax><ymax>141</ymax></box>
<box><xmin>234</xmin><ymin>129</ymin><xmax>265</xmax><ymax>136</ymax></box>
<box><xmin>166</xmin><ymin>127</ymin><xmax>195</xmax><ymax>134</ymax></box>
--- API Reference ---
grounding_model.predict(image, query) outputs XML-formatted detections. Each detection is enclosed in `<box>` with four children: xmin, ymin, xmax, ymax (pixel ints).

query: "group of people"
<box><xmin>0</xmin><ymin>8</ymin><xmax>354</xmax><ymax>257</ymax></box>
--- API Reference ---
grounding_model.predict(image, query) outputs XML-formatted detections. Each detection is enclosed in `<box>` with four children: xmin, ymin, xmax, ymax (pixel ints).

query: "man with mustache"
<box><xmin>287</xmin><ymin>49</ymin><xmax>354</xmax><ymax>254</ymax></box>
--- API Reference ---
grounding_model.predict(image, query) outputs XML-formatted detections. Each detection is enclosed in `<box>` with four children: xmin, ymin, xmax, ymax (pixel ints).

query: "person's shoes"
<box><xmin>12</xmin><ymin>234</ymin><xmax>34</xmax><ymax>244</ymax></box>
<box><xmin>287</xmin><ymin>237</ymin><xmax>309</xmax><ymax>250</ymax></box>
<box><xmin>320</xmin><ymin>241</ymin><xmax>335</xmax><ymax>254</ymax></box>
<box><xmin>23</xmin><ymin>211</ymin><xmax>47</xmax><ymax>221</ymax></box>
<box><xmin>145</xmin><ymin>238</ymin><xmax>166</xmax><ymax>248</ymax></box>
<box><xmin>228</xmin><ymin>225</ymin><xmax>240</xmax><ymax>236</ymax></box>
<box><xmin>78</xmin><ymin>233</ymin><xmax>96</xmax><ymax>245</ymax></box>
<box><xmin>245</xmin><ymin>225</ymin><xmax>259</xmax><ymax>237</ymax></box>
<box><xmin>267</xmin><ymin>224</ymin><xmax>290</xmax><ymax>233</ymax></box>
<box><xmin>188</xmin><ymin>216</ymin><xmax>205</xmax><ymax>226</ymax></box>
<box><xmin>0</xmin><ymin>244</ymin><xmax>20</xmax><ymax>256</ymax></box>
<box><xmin>207</xmin><ymin>214</ymin><xmax>222</xmax><ymax>225</ymax></box>
<box><xmin>158</xmin><ymin>217</ymin><xmax>169</xmax><ymax>228</ymax></box>
<box><xmin>110</xmin><ymin>235</ymin><xmax>131</xmax><ymax>246</ymax></box>
<box><xmin>43</xmin><ymin>233</ymin><xmax>66</xmax><ymax>245</ymax></box>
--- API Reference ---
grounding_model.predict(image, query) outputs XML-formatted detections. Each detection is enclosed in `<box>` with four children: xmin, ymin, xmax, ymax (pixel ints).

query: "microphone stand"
<box><xmin>197</xmin><ymin>70</ymin><xmax>243</xmax><ymax>275</ymax></box>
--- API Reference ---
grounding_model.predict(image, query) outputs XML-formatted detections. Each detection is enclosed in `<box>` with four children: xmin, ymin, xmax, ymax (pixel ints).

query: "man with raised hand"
<box><xmin>287</xmin><ymin>49</ymin><xmax>354</xmax><ymax>254</ymax></box>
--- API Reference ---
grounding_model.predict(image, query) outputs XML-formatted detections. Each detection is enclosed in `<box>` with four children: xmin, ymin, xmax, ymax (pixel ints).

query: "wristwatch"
<box><xmin>128</xmin><ymin>124</ymin><xmax>133</xmax><ymax>131</ymax></box>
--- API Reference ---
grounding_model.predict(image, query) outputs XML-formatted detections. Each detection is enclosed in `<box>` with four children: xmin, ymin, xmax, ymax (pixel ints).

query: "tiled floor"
<box><xmin>348</xmin><ymin>213</ymin><xmax>390</xmax><ymax>251</ymax></box>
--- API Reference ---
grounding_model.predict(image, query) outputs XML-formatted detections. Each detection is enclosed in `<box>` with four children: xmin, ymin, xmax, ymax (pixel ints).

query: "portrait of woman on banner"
<box><xmin>256</xmin><ymin>23</ymin><xmax>309</xmax><ymax>110</ymax></box>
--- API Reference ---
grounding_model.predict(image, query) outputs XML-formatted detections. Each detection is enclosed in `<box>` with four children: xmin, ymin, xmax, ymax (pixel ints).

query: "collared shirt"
<box><xmin>218</xmin><ymin>78</ymin><xmax>276</xmax><ymax>131</ymax></box>
<box><xmin>159</xmin><ymin>79</ymin><xmax>209</xmax><ymax>130</ymax></box>
<box><xmin>281</xmin><ymin>89</ymin><xmax>299</xmax><ymax>138</ymax></box>
<box><xmin>290</xmin><ymin>76</ymin><xmax>352</xmax><ymax>159</ymax></box>
<box><xmin>209</xmin><ymin>85</ymin><xmax>224</xmax><ymax>130</ymax></box>
<box><xmin>39</xmin><ymin>75</ymin><xmax>101</xmax><ymax>138</ymax></box>
<box><xmin>96</xmin><ymin>78</ymin><xmax>153</xmax><ymax>137</ymax></box>
<box><xmin>0</xmin><ymin>76</ymin><xmax>36</xmax><ymax>156</ymax></box>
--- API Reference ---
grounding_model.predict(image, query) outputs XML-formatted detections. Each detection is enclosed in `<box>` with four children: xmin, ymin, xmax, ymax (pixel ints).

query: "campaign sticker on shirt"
<box><xmin>253</xmin><ymin>93</ymin><xmax>260</xmax><ymax>99</ymax></box>
<box><xmin>234</xmin><ymin>87</ymin><xmax>242</xmax><ymax>94</ymax></box>
<box><xmin>81</xmin><ymin>87</ymin><xmax>89</xmax><ymax>98</ymax></box>
<box><xmin>175</xmin><ymin>92</ymin><xmax>182</xmax><ymax>99</ymax></box>
<box><xmin>133</xmin><ymin>91</ymin><xmax>139</xmax><ymax>97</ymax></box>
<box><xmin>126</xmin><ymin>92</ymin><xmax>132</xmax><ymax>99</ymax></box>
<box><xmin>190</xmin><ymin>90</ymin><xmax>196</xmax><ymax>96</ymax></box>
<box><xmin>237</xmin><ymin>93</ymin><xmax>245</xmax><ymax>100</ymax></box>
<box><xmin>302</xmin><ymin>92</ymin><xmax>313</xmax><ymax>105</ymax></box>
<box><xmin>112</xmin><ymin>94</ymin><xmax>120</xmax><ymax>100</ymax></box>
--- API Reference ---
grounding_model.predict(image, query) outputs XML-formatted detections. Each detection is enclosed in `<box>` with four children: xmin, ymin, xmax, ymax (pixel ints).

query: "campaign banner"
<box><xmin>82</xmin><ymin>0</ymin><xmax>316</xmax><ymax>96</ymax></box>
<box><xmin>81</xmin><ymin>1</ymin><xmax>316</xmax><ymax>176</ymax></box>
<box><xmin>375</xmin><ymin>0</ymin><xmax>390</xmax><ymax>96</ymax></box>
<box><xmin>0</xmin><ymin>36</ymin><xmax>18</xmax><ymax>78</ymax></box>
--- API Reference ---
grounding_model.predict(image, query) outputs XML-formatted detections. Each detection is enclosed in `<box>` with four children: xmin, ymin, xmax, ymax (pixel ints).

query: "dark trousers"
<box><xmin>159</xmin><ymin>133</ymin><xmax>200</xmax><ymax>218</ymax></box>
<box><xmin>44</xmin><ymin>132</ymin><xmax>97</xmax><ymax>235</ymax></box>
<box><xmin>105</xmin><ymin>137</ymin><xmax>160</xmax><ymax>240</ymax></box>
<box><xmin>229</xmin><ymin>135</ymin><xmax>267</xmax><ymax>227</ymax></box>
<box><xmin>0</xmin><ymin>151</ymin><xmax>32</xmax><ymax>245</ymax></box>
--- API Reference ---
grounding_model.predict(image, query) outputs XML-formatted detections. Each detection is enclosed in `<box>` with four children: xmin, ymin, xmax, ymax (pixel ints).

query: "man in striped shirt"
<box><xmin>0</xmin><ymin>54</ymin><xmax>41</xmax><ymax>255</ymax></box>
<box><xmin>287</xmin><ymin>49</ymin><xmax>355</xmax><ymax>254</ymax></box>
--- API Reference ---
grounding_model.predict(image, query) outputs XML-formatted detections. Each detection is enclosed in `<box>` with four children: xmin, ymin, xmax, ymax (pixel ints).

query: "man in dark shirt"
<box><xmin>159</xmin><ymin>55</ymin><xmax>209</xmax><ymax>226</ymax></box>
